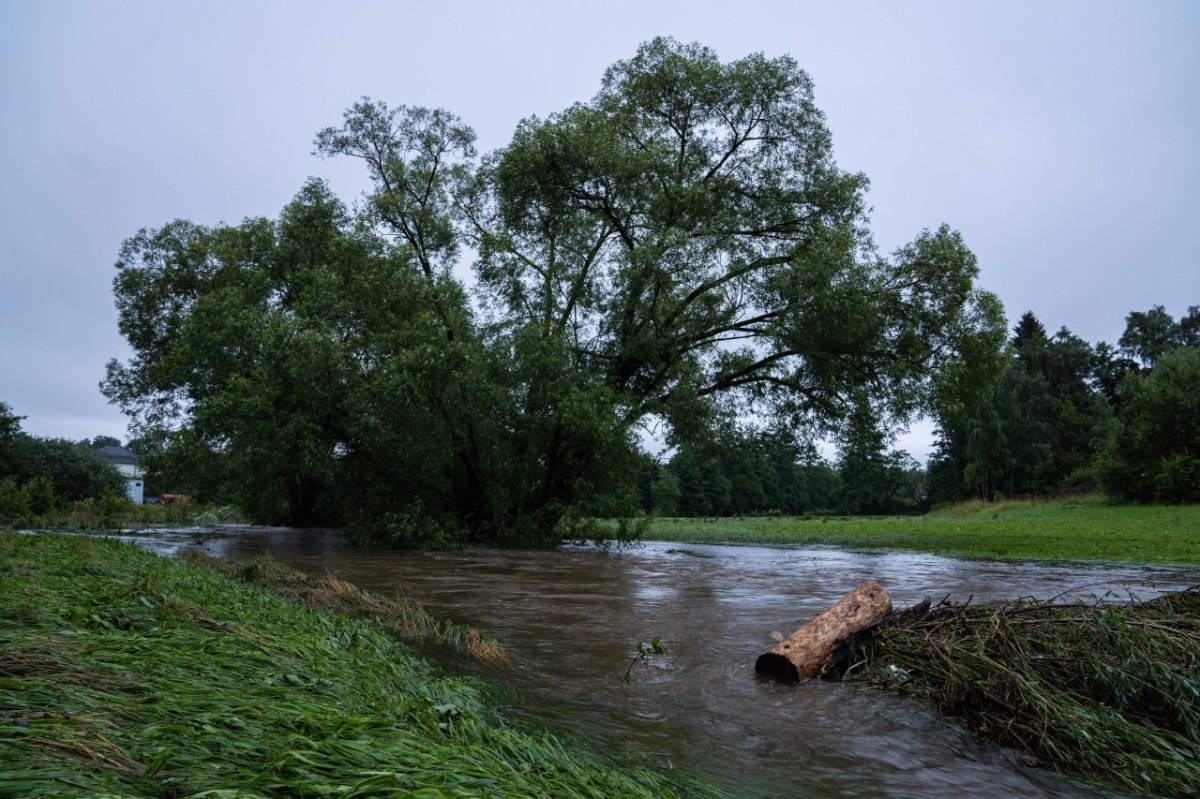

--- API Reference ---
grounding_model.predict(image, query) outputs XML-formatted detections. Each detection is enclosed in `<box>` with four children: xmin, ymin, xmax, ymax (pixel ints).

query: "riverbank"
<box><xmin>0</xmin><ymin>533</ymin><xmax>715</xmax><ymax>798</ymax></box>
<box><xmin>838</xmin><ymin>589</ymin><xmax>1200</xmax><ymax>797</ymax></box>
<box><xmin>0</xmin><ymin>499</ymin><xmax>243</xmax><ymax>532</ymax></box>
<box><xmin>636</xmin><ymin>497</ymin><xmax>1200</xmax><ymax>565</ymax></box>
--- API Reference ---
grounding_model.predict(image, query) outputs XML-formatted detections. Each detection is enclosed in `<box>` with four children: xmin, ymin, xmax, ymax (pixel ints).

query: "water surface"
<box><xmin>124</xmin><ymin>526</ymin><xmax>1197</xmax><ymax>798</ymax></box>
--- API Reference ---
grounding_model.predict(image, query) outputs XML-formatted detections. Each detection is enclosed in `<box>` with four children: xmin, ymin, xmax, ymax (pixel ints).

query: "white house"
<box><xmin>99</xmin><ymin>445</ymin><xmax>144</xmax><ymax>504</ymax></box>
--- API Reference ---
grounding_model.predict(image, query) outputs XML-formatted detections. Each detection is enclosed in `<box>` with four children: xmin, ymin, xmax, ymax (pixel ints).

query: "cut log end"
<box><xmin>755</xmin><ymin>652</ymin><xmax>801</xmax><ymax>682</ymax></box>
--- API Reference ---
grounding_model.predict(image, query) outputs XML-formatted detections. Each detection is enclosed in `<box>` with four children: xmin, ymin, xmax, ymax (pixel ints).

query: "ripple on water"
<box><xmin>127</xmin><ymin>527</ymin><xmax>1192</xmax><ymax>799</ymax></box>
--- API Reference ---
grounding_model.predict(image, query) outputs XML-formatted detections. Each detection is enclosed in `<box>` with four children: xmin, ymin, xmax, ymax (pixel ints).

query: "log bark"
<box><xmin>755</xmin><ymin>580</ymin><xmax>892</xmax><ymax>682</ymax></box>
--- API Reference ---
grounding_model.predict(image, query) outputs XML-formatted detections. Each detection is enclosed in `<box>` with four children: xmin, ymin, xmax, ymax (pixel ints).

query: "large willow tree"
<box><xmin>105</xmin><ymin>38</ymin><xmax>1002</xmax><ymax>545</ymax></box>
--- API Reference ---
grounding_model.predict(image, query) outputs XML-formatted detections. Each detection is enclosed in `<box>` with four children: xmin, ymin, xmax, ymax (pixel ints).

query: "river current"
<box><xmin>113</xmin><ymin>526</ymin><xmax>1196</xmax><ymax>798</ymax></box>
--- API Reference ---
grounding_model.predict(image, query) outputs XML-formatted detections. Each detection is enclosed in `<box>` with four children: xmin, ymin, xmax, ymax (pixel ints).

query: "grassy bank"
<box><xmin>185</xmin><ymin>551</ymin><xmax>509</xmax><ymax>666</ymax></box>
<box><xmin>0</xmin><ymin>533</ymin><xmax>714</xmax><ymax>798</ymax></box>
<box><xmin>837</xmin><ymin>589</ymin><xmax>1200</xmax><ymax>797</ymax></box>
<box><xmin>635</xmin><ymin>497</ymin><xmax>1200</xmax><ymax>565</ymax></box>
<box><xmin>2</xmin><ymin>499</ymin><xmax>243</xmax><ymax>534</ymax></box>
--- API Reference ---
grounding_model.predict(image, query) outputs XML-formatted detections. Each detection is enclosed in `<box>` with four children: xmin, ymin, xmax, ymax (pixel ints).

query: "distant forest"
<box><xmin>635</xmin><ymin>304</ymin><xmax>1200</xmax><ymax>518</ymax></box>
<box><xmin>9</xmin><ymin>39</ymin><xmax>1193</xmax><ymax>547</ymax></box>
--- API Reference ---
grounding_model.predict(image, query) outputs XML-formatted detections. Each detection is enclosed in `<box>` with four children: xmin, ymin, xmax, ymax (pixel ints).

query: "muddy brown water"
<box><xmin>118</xmin><ymin>526</ymin><xmax>1196</xmax><ymax>798</ymax></box>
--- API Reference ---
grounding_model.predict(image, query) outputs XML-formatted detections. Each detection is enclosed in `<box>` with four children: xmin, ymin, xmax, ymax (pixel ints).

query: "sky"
<box><xmin>1</xmin><ymin>0</ymin><xmax>1198</xmax><ymax>460</ymax></box>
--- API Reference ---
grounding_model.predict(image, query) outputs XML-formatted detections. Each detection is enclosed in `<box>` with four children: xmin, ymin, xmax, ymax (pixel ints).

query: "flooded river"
<box><xmin>122</xmin><ymin>526</ymin><xmax>1195</xmax><ymax>798</ymax></box>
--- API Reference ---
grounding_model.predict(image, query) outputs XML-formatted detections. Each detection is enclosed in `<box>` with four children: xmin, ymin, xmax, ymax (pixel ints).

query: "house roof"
<box><xmin>98</xmin><ymin>445</ymin><xmax>137</xmax><ymax>466</ymax></box>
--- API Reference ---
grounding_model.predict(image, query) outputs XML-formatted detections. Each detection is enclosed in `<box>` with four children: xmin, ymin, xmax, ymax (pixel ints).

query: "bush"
<box><xmin>346</xmin><ymin>502</ymin><xmax>466</xmax><ymax>550</ymax></box>
<box><xmin>96</xmin><ymin>489</ymin><xmax>131</xmax><ymax>527</ymax></box>
<box><xmin>1100</xmin><ymin>348</ymin><xmax>1200</xmax><ymax>503</ymax></box>
<box><xmin>1156</xmin><ymin>453</ymin><xmax>1200</xmax><ymax>504</ymax></box>
<box><xmin>4</xmin><ymin>436</ymin><xmax>126</xmax><ymax>503</ymax></box>
<box><xmin>25</xmin><ymin>476</ymin><xmax>56</xmax><ymax>515</ymax></box>
<box><xmin>0</xmin><ymin>476</ymin><xmax>30</xmax><ymax>523</ymax></box>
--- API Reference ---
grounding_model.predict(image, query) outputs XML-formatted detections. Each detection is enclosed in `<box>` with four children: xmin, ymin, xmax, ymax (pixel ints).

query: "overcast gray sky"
<box><xmin>2</xmin><ymin>0</ymin><xmax>1197</xmax><ymax>459</ymax></box>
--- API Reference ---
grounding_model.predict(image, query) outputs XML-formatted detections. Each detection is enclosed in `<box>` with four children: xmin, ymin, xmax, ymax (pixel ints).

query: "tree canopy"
<box><xmin>0</xmin><ymin>401</ymin><xmax>22</xmax><ymax>444</ymax></box>
<box><xmin>928</xmin><ymin>301</ymin><xmax>1199</xmax><ymax>505</ymax></box>
<box><xmin>104</xmin><ymin>38</ymin><xmax>999</xmax><ymax>545</ymax></box>
<box><xmin>1098</xmin><ymin>344</ymin><xmax>1200</xmax><ymax>503</ymax></box>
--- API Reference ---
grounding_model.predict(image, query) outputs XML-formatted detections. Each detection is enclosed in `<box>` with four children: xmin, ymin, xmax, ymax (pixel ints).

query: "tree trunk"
<box><xmin>755</xmin><ymin>581</ymin><xmax>892</xmax><ymax>682</ymax></box>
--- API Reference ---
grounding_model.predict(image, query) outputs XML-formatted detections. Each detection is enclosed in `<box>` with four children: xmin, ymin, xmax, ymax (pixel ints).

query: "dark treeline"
<box><xmin>0</xmin><ymin>406</ymin><xmax>127</xmax><ymax>518</ymax></box>
<box><xmin>642</xmin><ymin>431</ymin><xmax>842</xmax><ymax>518</ymax></box>
<box><xmin>929</xmin><ymin>304</ymin><xmax>1200</xmax><ymax>505</ymax></box>
<box><xmin>637</xmin><ymin>427</ymin><xmax>924</xmax><ymax>518</ymax></box>
<box><xmin>635</xmin><ymin>303</ymin><xmax>1200</xmax><ymax>518</ymax></box>
<box><xmin>98</xmin><ymin>39</ymin><xmax>1000</xmax><ymax>546</ymax></box>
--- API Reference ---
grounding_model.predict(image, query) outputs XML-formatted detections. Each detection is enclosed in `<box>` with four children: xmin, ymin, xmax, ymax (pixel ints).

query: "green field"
<box><xmin>0</xmin><ymin>533</ymin><xmax>716</xmax><ymax>798</ymax></box>
<box><xmin>635</xmin><ymin>497</ymin><xmax>1200</xmax><ymax>565</ymax></box>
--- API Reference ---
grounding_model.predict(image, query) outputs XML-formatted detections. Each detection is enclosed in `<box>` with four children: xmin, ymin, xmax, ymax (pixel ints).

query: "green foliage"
<box><xmin>837</xmin><ymin>449</ymin><xmax>925</xmax><ymax>515</ymax></box>
<box><xmin>103</xmin><ymin>180</ymin><xmax>470</xmax><ymax>526</ymax></box>
<box><xmin>0</xmin><ymin>476</ymin><xmax>30</xmax><ymax>522</ymax></box>
<box><xmin>23</xmin><ymin>476</ymin><xmax>55</xmax><ymax>515</ymax></box>
<box><xmin>930</xmin><ymin>313</ymin><xmax>1114</xmax><ymax>502</ymax></box>
<box><xmin>99</xmin><ymin>499</ymin><xmax>242</xmax><ymax>530</ymax></box>
<box><xmin>0</xmin><ymin>434</ymin><xmax>126</xmax><ymax>505</ymax></box>
<box><xmin>346</xmin><ymin>502</ymin><xmax>467</xmax><ymax>551</ymax></box>
<box><xmin>660</xmin><ymin>429</ymin><xmax>841</xmax><ymax>517</ymax></box>
<box><xmin>0</xmin><ymin>400</ymin><xmax>23</xmax><ymax>443</ymax></box>
<box><xmin>835</xmin><ymin>406</ymin><xmax>926</xmax><ymax>515</ymax></box>
<box><xmin>1155</xmin><ymin>453</ymin><xmax>1200</xmax><ymax>503</ymax></box>
<box><xmin>1180</xmin><ymin>305</ymin><xmax>1200</xmax><ymax>347</ymax></box>
<box><xmin>96</xmin><ymin>488</ymin><xmax>132</xmax><ymax>526</ymax></box>
<box><xmin>1119</xmin><ymin>304</ymin><xmax>1182</xmax><ymax>368</ymax></box>
<box><xmin>623</xmin><ymin>636</ymin><xmax>666</xmax><ymax>685</ymax></box>
<box><xmin>106</xmin><ymin>39</ymin><xmax>996</xmax><ymax>547</ymax></box>
<box><xmin>0</xmin><ymin>475</ymin><xmax>66</xmax><ymax>525</ymax></box>
<box><xmin>650</xmin><ymin>469</ymin><xmax>682</xmax><ymax>516</ymax></box>
<box><xmin>932</xmin><ymin>303</ymin><xmax>1200</xmax><ymax>506</ymax></box>
<box><xmin>1099</xmin><ymin>347</ymin><xmax>1200</xmax><ymax>503</ymax></box>
<box><xmin>1090</xmin><ymin>340</ymin><xmax>1140</xmax><ymax>407</ymax></box>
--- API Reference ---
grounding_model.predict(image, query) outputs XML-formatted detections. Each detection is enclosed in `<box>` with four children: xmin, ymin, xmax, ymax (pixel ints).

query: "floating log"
<box><xmin>755</xmin><ymin>580</ymin><xmax>893</xmax><ymax>682</ymax></box>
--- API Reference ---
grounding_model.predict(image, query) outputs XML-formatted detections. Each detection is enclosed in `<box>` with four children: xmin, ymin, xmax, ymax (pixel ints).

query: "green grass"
<box><xmin>186</xmin><ymin>551</ymin><xmax>510</xmax><ymax>665</ymax></box>
<box><xmin>2</xmin><ymin>499</ymin><xmax>245</xmax><ymax>533</ymax></box>
<box><xmin>633</xmin><ymin>496</ymin><xmax>1200</xmax><ymax>565</ymax></box>
<box><xmin>0</xmin><ymin>533</ymin><xmax>718</xmax><ymax>798</ymax></box>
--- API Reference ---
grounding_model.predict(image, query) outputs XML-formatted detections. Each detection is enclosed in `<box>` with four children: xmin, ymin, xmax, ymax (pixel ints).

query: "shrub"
<box><xmin>1100</xmin><ymin>348</ymin><xmax>1200</xmax><ymax>503</ymax></box>
<box><xmin>346</xmin><ymin>502</ymin><xmax>466</xmax><ymax>550</ymax></box>
<box><xmin>25</xmin><ymin>476</ymin><xmax>56</xmax><ymax>515</ymax></box>
<box><xmin>1155</xmin><ymin>453</ymin><xmax>1200</xmax><ymax>504</ymax></box>
<box><xmin>96</xmin><ymin>489</ymin><xmax>131</xmax><ymax>527</ymax></box>
<box><xmin>0</xmin><ymin>476</ymin><xmax>30</xmax><ymax>523</ymax></box>
<box><xmin>4</xmin><ymin>436</ymin><xmax>126</xmax><ymax>503</ymax></box>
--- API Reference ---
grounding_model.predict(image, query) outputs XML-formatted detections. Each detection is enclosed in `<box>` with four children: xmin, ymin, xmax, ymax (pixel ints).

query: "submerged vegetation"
<box><xmin>184</xmin><ymin>551</ymin><xmax>509</xmax><ymax>665</ymax></box>
<box><xmin>836</xmin><ymin>589</ymin><xmax>1200</xmax><ymax>797</ymax></box>
<box><xmin>633</xmin><ymin>496</ymin><xmax>1200</xmax><ymax>565</ymax></box>
<box><xmin>0</xmin><ymin>533</ymin><xmax>714</xmax><ymax>798</ymax></box>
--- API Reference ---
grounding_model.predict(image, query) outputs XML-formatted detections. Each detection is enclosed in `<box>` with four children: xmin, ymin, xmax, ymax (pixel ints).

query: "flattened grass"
<box><xmin>0</xmin><ymin>533</ymin><xmax>713</xmax><ymax>798</ymax></box>
<box><xmin>184</xmin><ymin>551</ymin><xmax>509</xmax><ymax>666</ymax></box>
<box><xmin>838</xmin><ymin>589</ymin><xmax>1200</xmax><ymax>797</ymax></box>
<box><xmin>636</xmin><ymin>497</ymin><xmax>1200</xmax><ymax>565</ymax></box>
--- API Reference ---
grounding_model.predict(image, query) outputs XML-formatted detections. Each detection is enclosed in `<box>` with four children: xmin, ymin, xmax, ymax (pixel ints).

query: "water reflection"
<box><xmin>121</xmin><ymin>526</ymin><xmax>1195</xmax><ymax>798</ymax></box>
